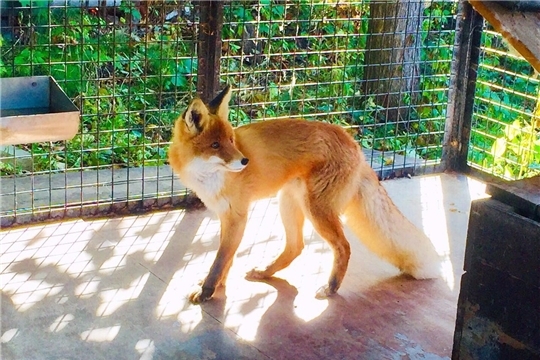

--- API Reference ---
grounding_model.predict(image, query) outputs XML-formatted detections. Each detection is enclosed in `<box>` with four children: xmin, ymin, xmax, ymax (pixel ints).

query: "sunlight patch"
<box><xmin>155</xmin><ymin>251</ymin><xmax>215</xmax><ymax>324</ymax></box>
<box><xmin>99</xmin><ymin>254</ymin><xmax>128</xmax><ymax>275</ymax></box>
<box><xmin>193</xmin><ymin>217</ymin><xmax>221</xmax><ymax>245</ymax></box>
<box><xmin>0</xmin><ymin>328</ymin><xmax>18</xmax><ymax>343</ymax></box>
<box><xmin>419</xmin><ymin>176</ymin><xmax>454</xmax><ymax>290</ymax></box>
<box><xmin>81</xmin><ymin>325</ymin><xmax>121</xmax><ymax>342</ymax></box>
<box><xmin>155</xmin><ymin>278</ymin><xmax>195</xmax><ymax>321</ymax></box>
<box><xmin>223</xmin><ymin>285</ymin><xmax>277</xmax><ymax>342</ymax></box>
<box><xmin>294</xmin><ymin>295</ymin><xmax>328</xmax><ymax>322</ymax></box>
<box><xmin>74</xmin><ymin>277</ymin><xmax>101</xmax><ymax>298</ymax></box>
<box><xmin>467</xmin><ymin>177</ymin><xmax>488</xmax><ymax>201</ymax></box>
<box><xmin>143</xmin><ymin>232</ymin><xmax>173</xmax><ymax>262</ymax></box>
<box><xmin>96</xmin><ymin>273</ymin><xmax>149</xmax><ymax>316</ymax></box>
<box><xmin>49</xmin><ymin>314</ymin><xmax>75</xmax><ymax>332</ymax></box>
<box><xmin>7</xmin><ymin>279</ymin><xmax>63</xmax><ymax>312</ymax></box>
<box><xmin>178</xmin><ymin>307</ymin><xmax>203</xmax><ymax>333</ymax></box>
<box><xmin>49</xmin><ymin>251</ymin><xmax>93</xmax><ymax>277</ymax></box>
<box><xmin>136</xmin><ymin>339</ymin><xmax>156</xmax><ymax>359</ymax></box>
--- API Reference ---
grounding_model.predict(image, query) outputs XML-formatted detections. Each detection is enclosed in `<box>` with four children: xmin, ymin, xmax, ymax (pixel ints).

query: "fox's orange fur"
<box><xmin>169</xmin><ymin>86</ymin><xmax>442</xmax><ymax>304</ymax></box>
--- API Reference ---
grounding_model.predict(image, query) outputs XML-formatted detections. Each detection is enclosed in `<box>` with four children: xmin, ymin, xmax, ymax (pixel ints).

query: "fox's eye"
<box><xmin>211</xmin><ymin>142</ymin><xmax>220</xmax><ymax>149</ymax></box>
<box><xmin>230</xmin><ymin>137</ymin><xmax>234</xmax><ymax>143</ymax></box>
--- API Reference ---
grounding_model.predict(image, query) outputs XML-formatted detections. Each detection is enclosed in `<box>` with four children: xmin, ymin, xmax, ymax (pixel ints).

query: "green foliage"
<box><xmin>223</xmin><ymin>0</ymin><xmax>456</xmax><ymax>162</ymax></box>
<box><xmin>0</xmin><ymin>162</ymin><xmax>22</xmax><ymax>176</ymax></box>
<box><xmin>487</xmin><ymin>119</ymin><xmax>540</xmax><ymax>179</ymax></box>
<box><xmin>223</xmin><ymin>0</ymin><xmax>368</xmax><ymax>124</ymax></box>
<box><xmin>1</xmin><ymin>2</ymin><xmax>192</xmax><ymax>171</ymax></box>
<box><xmin>469</xmin><ymin>29</ymin><xmax>540</xmax><ymax>179</ymax></box>
<box><xmin>1</xmin><ymin>1</ymin><xmax>463</xmax><ymax>172</ymax></box>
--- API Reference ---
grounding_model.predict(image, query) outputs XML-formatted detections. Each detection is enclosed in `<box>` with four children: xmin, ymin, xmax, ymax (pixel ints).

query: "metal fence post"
<box><xmin>196</xmin><ymin>0</ymin><xmax>224</xmax><ymax>102</ymax></box>
<box><xmin>441</xmin><ymin>0</ymin><xmax>483</xmax><ymax>172</ymax></box>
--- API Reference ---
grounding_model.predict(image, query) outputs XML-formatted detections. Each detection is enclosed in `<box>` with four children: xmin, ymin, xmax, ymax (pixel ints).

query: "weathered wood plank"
<box><xmin>469</xmin><ymin>0</ymin><xmax>540</xmax><ymax>73</ymax></box>
<box><xmin>454</xmin><ymin>196</ymin><xmax>540</xmax><ymax>359</ymax></box>
<box><xmin>486</xmin><ymin>176</ymin><xmax>540</xmax><ymax>220</ymax></box>
<box><xmin>453</xmin><ymin>267</ymin><xmax>540</xmax><ymax>360</ymax></box>
<box><xmin>464</xmin><ymin>198</ymin><xmax>540</xmax><ymax>288</ymax></box>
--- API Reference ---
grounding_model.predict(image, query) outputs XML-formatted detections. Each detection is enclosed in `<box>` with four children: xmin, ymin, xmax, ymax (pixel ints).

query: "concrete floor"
<box><xmin>0</xmin><ymin>173</ymin><xmax>488</xmax><ymax>360</ymax></box>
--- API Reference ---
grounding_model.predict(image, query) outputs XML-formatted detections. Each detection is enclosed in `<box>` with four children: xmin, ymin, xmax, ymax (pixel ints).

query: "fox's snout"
<box><xmin>225</xmin><ymin>156</ymin><xmax>249</xmax><ymax>172</ymax></box>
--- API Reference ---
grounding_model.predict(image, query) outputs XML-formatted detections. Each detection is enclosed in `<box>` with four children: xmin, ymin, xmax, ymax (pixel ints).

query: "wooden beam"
<box><xmin>469</xmin><ymin>0</ymin><xmax>540</xmax><ymax>73</ymax></box>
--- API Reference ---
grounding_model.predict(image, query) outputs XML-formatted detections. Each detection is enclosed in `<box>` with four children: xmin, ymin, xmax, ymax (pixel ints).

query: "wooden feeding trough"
<box><xmin>0</xmin><ymin>76</ymin><xmax>80</xmax><ymax>145</ymax></box>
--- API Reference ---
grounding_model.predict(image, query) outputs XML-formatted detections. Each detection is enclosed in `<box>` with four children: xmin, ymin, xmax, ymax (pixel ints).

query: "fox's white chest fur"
<box><xmin>181</xmin><ymin>157</ymin><xmax>230</xmax><ymax>214</ymax></box>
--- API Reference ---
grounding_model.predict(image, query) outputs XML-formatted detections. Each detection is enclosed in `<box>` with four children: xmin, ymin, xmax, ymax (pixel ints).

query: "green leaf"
<box><xmin>170</xmin><ymin>74</ymin><xmax>186</xmax><ymax>88</ymax></box>
<box><xmin>177</xmin><ymin>58</ymin><xmax>197</xmax><ymax>74</ymax></box>
<box><xmin>130</xmin><ymin>9</ymin><xmax>142</xmax><ymax>23</ymax></box>
<box><xmin>504</xmin><ymin>165</ymin><xmax>515</xmax><ymax>179</ymax></box>
<box><xmin>504</xmin><ymin>120</ymin><xmax>521</xmax><ymax>141</ymax></box>
<box><xmin>491</xmin><ymin>137</ymin><xmax>506</xmax><ymax>158</ymax></box>
<box><xmin>272</xmin><ymin>5</ymin><xmax>285</xmax><ymax>18</ymax></box>
<box><xmin>268</xmin><ymin>84</ymin><xmax>279</xmax><ymax>100</ymax></box>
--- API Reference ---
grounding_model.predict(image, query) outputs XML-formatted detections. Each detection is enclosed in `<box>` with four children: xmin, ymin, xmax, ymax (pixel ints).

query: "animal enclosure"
<box><xmin>0</xmin><ymin>0</ymin><xmax>538</xmax><ymax>226</ymax></box>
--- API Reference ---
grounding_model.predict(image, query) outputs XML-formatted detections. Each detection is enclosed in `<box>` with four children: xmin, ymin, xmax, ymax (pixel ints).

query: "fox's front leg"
<box><xmin>246</xmin><ymin>185</ymin><xmax>305</xmax><ymax>279</ymax></box>
<box><xmin>189</xmin><ymin>209</ymin><xmax>248</xmax><ymax>304</ymax></box>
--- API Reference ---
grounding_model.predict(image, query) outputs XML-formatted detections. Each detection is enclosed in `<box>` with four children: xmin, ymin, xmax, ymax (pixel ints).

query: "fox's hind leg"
<box><xmin>246</xmin><ymin>184</ymin><xmax>305</xmax><ymax>280</ymax></box>
<box><xmin>308</xmin><ymin>204</ymin><xmax>351</xmax><ymax>299</ymax></box>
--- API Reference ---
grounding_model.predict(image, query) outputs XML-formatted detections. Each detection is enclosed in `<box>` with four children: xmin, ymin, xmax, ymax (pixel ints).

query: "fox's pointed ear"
<box><xmin>183</xmin><ymin>99</ymin><xmax>209</xmax><ymax>135</ymax></box>
<box><xmin>208</xmin><ymin>85</ymin><xmax>232</xmax><ymax>120</ymax></box>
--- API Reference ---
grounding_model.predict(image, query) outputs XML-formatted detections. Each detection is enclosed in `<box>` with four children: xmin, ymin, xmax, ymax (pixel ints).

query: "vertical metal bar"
<box><xmin>441</xmin><ymin>0</ymin><xmax>483</xmax><ymax>172</ymax></box>
<box><xmin>196</xmin><ymin>0</ymin><xmax>224</xmax><ymax>102</ymax></box>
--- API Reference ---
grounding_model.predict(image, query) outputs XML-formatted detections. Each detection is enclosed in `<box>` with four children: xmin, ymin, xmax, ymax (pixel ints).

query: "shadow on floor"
<box><xmin>0</xmin><ymin>173</ymin><xmax>487</xmax><ymax>360</ymax></box>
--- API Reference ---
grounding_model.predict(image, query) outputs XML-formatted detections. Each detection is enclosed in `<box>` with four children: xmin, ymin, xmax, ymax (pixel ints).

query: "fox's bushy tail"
<box><xmin>344</xmin><ymin>168</ymin><xmax>442</xmax><ymax>279</ymax></box>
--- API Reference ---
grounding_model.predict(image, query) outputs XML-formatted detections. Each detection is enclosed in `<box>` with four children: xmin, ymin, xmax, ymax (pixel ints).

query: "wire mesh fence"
<box><xmin>221</xmin><ymin>0</ymin><xmax>456</xmax><ymax>169</ymax></box>
<box><xmin>468</xmin><ymin>27</ymin><xmax>540</xmax><ymax>180</ymax></box>
<box><xmin>1</xmin><ymin>0</ymin><xmax>457</xmax><ymax>226</ymax></box>
<box><xmin>1</xmin><ymin>0</ymin><xmax>198</xmax><ymax>225</ymax></box>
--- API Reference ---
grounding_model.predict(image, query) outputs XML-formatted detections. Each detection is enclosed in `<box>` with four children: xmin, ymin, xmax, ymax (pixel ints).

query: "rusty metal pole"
<box><xmin>196</xmin><ymin>0</ymin><xmax>224</xmax><ymax>103</ymax></box>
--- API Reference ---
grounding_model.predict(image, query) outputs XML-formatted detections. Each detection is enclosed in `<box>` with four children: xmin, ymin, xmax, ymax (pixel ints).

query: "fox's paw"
<box><xmin>197</xmin><ymin>277</ymin><xmax>225</xmax><ymax>288</ymax></box>
<box><xmin>245</xmin><ymin>268</ymin><xmax>272</xmax><ymax>281</ymax></box>
<box><xmin>315</xmin><ymin>284</ymin><xmax>337</xmax><ymax>300</ymax></box>
<box><xmin>188</xmin><ymin>286</ymin><xmax>214</xmax><ymax>304</ymax></box>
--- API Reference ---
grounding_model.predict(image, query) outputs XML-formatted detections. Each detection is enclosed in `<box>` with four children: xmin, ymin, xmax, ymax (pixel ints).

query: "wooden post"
<box><xmin>196</xmin><ymin>0</ymin><xmax>224</xmax><ymax>103</ymax></box>
<box><xmin>441</xmin><ymin>0</ymin><xmax>483</xmax><ymax>172</ymax></box>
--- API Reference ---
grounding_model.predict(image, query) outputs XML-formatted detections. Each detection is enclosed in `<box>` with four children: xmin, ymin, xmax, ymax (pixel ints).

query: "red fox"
<box><xmin>169</xmin><ymin>86</ymin><xmax>442</xmax><ymax>304</ymax></box>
